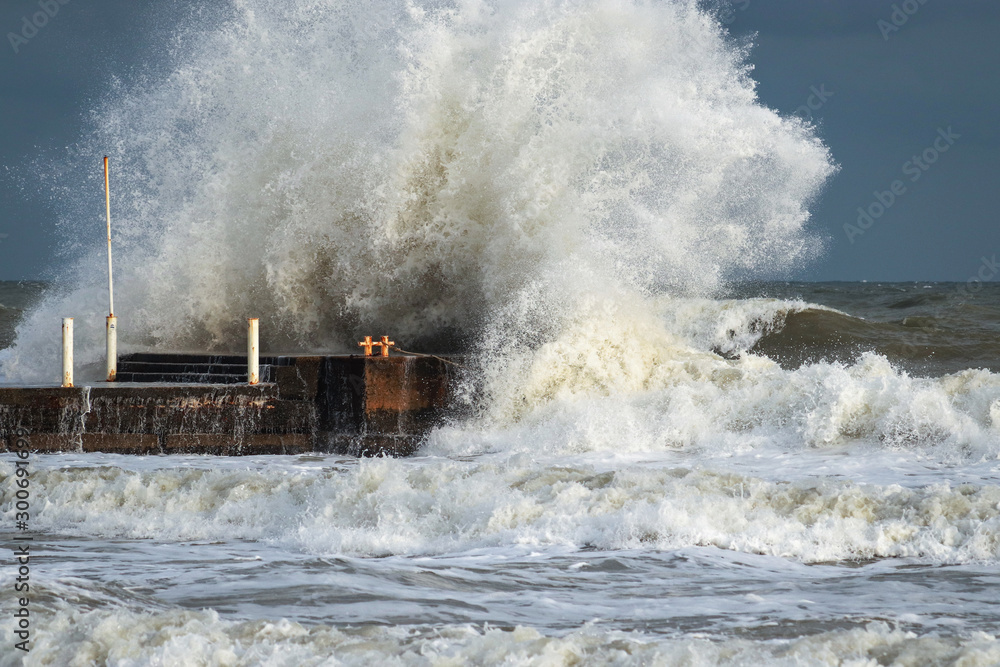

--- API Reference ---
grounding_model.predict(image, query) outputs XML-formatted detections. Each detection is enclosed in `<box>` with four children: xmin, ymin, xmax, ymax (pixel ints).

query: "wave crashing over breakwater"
<box><xmin>3</xmin><ymin>4</ymin><xmax>1000</xmax><ymax>662</ymax></box>
<box><xmin>4</xmin><ymin>0</ymin><xmax>831</xmax><ymax>382</ymax></box>
<box><xmin>2</xmin><ymin>0</ymin><xmax>997</xmax><ymax>459</ymax></box>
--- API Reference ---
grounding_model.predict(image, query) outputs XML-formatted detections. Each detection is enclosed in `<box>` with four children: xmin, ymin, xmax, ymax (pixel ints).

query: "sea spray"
<box><xmin>5</xmin><ymin>4</ymin><xmax>1000</xmax><ymax>662</ymax></box>
<box><xmin>5</xmin><ymin>0</ymin><xmax>834</xmax><ymax>386</ymax></box>
<box><xmin>1</xmin><ymin>1</ymin><xmax>996</xmax><ymax>464</ymax></box>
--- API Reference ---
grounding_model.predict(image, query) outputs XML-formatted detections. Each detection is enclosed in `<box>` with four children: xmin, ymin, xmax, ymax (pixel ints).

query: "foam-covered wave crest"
<box><xmin>2</xmin><ymin>584</ymin><xmax>998</xmax><ymax>667</ymax></box>
<box><xmin>472</xmin><ymin>294</ymin><xmax>1000</xmax><ymax>453</ymax></box>
<box><xmin>661</xmin><ymin>296</ymin><xmax>833</xmax><ymax>356</ymax></box>
<box><xmin>6</xmin><ymin>460</ymin><xmax>1000</xmax><ymax>563</ymax></box>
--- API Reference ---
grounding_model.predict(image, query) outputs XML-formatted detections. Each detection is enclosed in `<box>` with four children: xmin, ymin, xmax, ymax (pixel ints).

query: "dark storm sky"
<box><xmin>0</xmin><ymin>0</ymin><xmax>997</xmax><ymax>282</ymax></box>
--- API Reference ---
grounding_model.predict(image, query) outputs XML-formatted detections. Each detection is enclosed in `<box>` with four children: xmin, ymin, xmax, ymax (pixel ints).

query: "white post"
<box><xmin>62</xmin><ymin>318</ymin><xmax>74</xmax><ymax>388</ymax></box>
<box><xmin>247</xmin><ymin>318</ymin><xmax>259</xmax><ymax>385</ymax></box>
<box><xmin>104</xmin><ymin>157</ymin><xmax>117</xmax><ymax>381</ymax></box>
<box><xmin>106</xmin><ymin>315</ymin><xmax>117</xmax><ymax>381</ymax></box>
<box><xmin>104</xmin><ymin>157</ymin><xmax>115</xmax><ymax>317</ymax></box>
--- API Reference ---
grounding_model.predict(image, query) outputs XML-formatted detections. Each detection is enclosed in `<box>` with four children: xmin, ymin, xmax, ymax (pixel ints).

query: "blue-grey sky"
<box><xmin>0</xmin><ymin>0</ymin><xmax>997</xmax><ymax>281</ymax></box>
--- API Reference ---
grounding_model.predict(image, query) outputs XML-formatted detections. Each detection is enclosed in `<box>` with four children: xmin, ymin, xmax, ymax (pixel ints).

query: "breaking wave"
<box><xmin>3</xmin><ymin>0</ymin><xmax>996</xmax><ymax>462</ymax></box>
<box><xmin>6</xmin><ymin>459</ymin><xmax>1000</xmax><ymax>563</ymax></box>
<box><xmin>4</xmin><ymin>0</ymin><xmax>833</xmax><ymax>387</ymax></box>
<box><xmin>3</xmin><ymin>596</ymin><xmax>998</xmax><ymax>667</ymax></box>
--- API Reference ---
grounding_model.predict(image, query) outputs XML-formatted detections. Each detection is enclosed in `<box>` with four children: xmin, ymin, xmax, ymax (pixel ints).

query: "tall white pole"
<box><xmin>106</xmin><ymin>316</ymin><xmax>117</xmax><ymax>381</ymax></box>
<box><xmin>104</xmin><ymin>157</ymin><xmax>114</xmax><ymax>316</ymax></box>
<box><xmin>62</xmin><ymin>318</ymin><xmax>74</xmax><ymax>388</ymax></box>
<box><xmin>104</xmin><ymin>157</ymin><xmax>117</xmax><ymax>382</ymax></box>
<box><xmin>247</xmin><ymin>318</ymin><xmax>259</xmax><ymax>385</ymax></box>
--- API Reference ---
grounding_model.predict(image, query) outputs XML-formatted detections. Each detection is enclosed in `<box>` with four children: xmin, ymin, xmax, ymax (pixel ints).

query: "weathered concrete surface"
<box><xmin>83</xmin><ymin>433</ymin><xmax>161</xmax><ymax>454</ymax></box>
<box><xmin>0</xmin><ymin>354</ymin><xmax>459</xmax><ymax>456</ymax></box>
<box><xmin>163</xmin><ymin>433</ymin><xmax>311</xmax><ymax>456</ymax></box>
<box><xmin>0</xmin><ymin>383</ymin><xmax>279</xmax><ymax>435</ymax></box>
<box><xmin>4</xmin><ymin>433</ymin><xmax>81</xmax><ymax>453</ymax></box>
<box><xmin>316</xmin><ymin>356</ymin><xmax>454</xmax><ymax>446</ymax></box>
<box><xmin>3</xmin><ymin>430</ymin><xmax>309</xmax><ymax>456</ymax></box>
<box><xmin>0</xmin><ymin>387</ymin><xmax>88</xmax><ymax>435</ymax></box>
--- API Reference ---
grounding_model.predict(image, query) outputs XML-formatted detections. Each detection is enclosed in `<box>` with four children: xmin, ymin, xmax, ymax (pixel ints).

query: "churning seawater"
<box><xmin>4</xmin><ymin>279</ymin><xmax>1000</xmax><ymax>665</ymax></box>
<box><xmin>2</xmin><ymin>0</ymin><xmax>1000</xmax><ymax>664</ymax></box>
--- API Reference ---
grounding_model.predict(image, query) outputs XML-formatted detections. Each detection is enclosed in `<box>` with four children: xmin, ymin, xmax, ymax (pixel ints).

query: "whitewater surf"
<box><xmin>2</xmin><ymin>0</ymin><xmax>1000</xmax><ymax>664</ymax></box>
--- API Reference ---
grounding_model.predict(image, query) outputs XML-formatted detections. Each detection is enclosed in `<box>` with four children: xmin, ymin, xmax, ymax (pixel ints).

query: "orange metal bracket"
<box><xmin>377</xmin><ymin>336</ymin><xmax>395</xmax><ymax>357</ymax></box>
<box><xmin>358</xmin><ymin>336</ymin><xmax>375</xmax><ymax>356</ymax></box>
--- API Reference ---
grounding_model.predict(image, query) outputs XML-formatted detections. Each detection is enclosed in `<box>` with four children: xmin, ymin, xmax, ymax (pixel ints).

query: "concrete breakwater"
<box><xmin>0</xmin><ymin>352</ymin><xmax>459</xmax><ymax>456</ymax></box>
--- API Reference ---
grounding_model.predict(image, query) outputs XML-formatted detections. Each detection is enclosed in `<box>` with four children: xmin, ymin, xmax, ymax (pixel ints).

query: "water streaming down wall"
<box><xmin>0</xmin><ymin>353</ymin><xmax>458</xmax><ymax>455</ymax></box>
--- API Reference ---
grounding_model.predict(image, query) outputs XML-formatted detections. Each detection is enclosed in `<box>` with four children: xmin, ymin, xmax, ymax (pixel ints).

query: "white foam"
<box><xmin>4</xmin><ymin>601</ymin><xmax>998</xmax><ymax>667</ymax></box>
<box><xmin>6</xmin><ymin>457</ymin><xmax>1000</xmax><ymax>563</ymax></box>
<box><xmin>469</xmin><ymin>292</ymin><xmax>1000</xmax><ymax>458</ymax></box>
